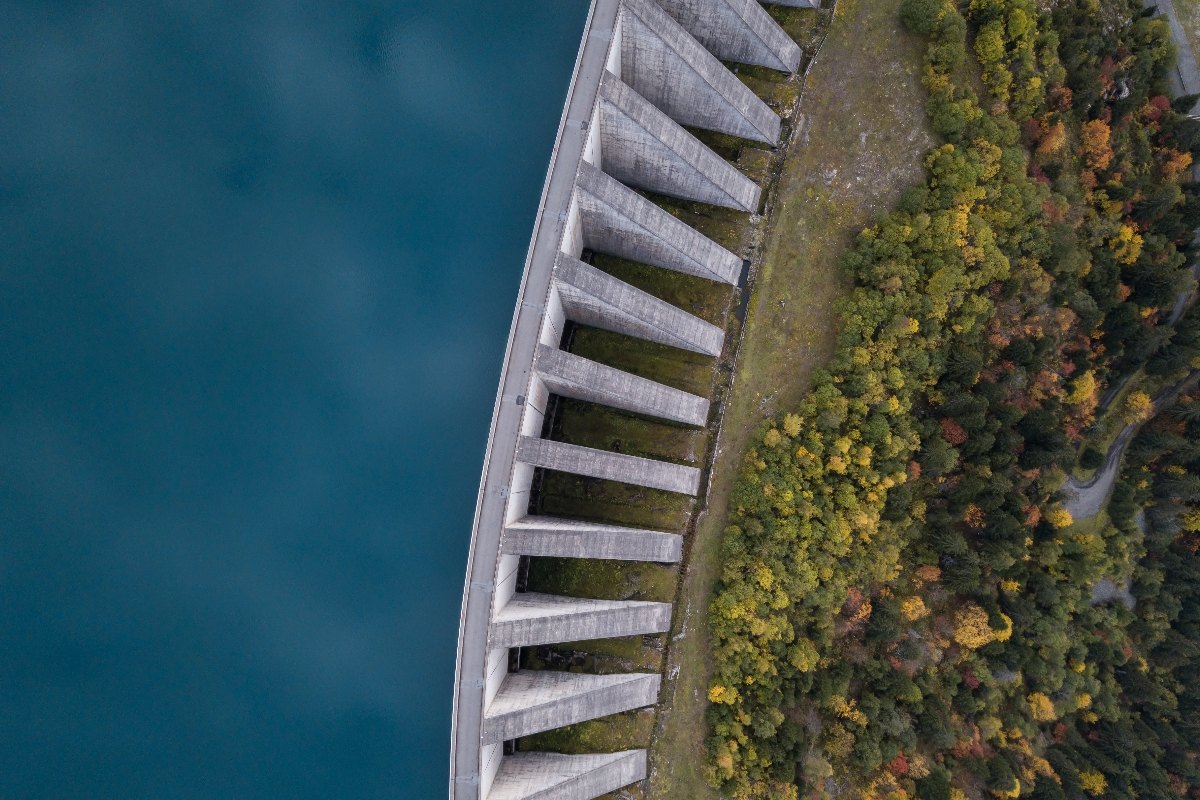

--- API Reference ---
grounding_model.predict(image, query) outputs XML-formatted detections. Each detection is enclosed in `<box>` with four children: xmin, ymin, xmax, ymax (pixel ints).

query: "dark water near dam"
<box><xmin>0</xmin><ymin>2</ymin><xmax>588</xmax><ymax>797</ymax></box>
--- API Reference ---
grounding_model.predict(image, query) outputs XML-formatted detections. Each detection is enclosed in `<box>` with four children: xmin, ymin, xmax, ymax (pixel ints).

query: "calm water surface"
<box><xmin>0</xmin><ymin>2</ymin><xmax>588</xmax><ymax>797</ymax></box>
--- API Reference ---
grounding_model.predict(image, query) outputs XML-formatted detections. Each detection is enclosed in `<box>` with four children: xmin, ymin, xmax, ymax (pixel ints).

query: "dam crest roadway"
<box><xmin>450</xmin><ymin>1</ymin><xmax>814</xmax><ymax>797</ymax></box>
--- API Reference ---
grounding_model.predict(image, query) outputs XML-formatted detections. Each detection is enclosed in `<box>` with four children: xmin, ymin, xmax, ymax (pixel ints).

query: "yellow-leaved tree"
<box><xmin>1078</xmin><ymin>770</ymin><xmax>1107</xmax><ymax>796</ymax></box>
<box><xmin>1122</xmin><ymin>390</ymin><xmax>1154</xmax><ymax>424</ymax></box>
<box><xmin>953</xmin><ymin>604</ymin><xmax>994</xmax><ymax>649</ymax></box>
<box><xmin>1027</xmin><ymin>691</ymin><xmax>1056</xmax><ymax>722</ymax></box>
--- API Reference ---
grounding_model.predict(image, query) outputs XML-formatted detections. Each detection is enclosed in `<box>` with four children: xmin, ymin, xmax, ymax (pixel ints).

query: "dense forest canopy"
<box><xmin>704</xmin><ymin>0</ymin><xmax>1200</xmax><ymax>797</ymax></box>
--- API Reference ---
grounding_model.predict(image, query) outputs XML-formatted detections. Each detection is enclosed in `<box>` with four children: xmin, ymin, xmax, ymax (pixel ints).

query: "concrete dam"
<box><xmin>450</xmin><ymin>1</ymin><xmax>812</xmax><ymax>797</ymax></box>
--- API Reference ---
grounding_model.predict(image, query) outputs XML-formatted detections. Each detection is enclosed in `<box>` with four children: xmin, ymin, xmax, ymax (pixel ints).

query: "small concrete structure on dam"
<box><xmin>450</xmin><ymin>1</ymin><xmax>813</xmax><ymax>797</ymax></box>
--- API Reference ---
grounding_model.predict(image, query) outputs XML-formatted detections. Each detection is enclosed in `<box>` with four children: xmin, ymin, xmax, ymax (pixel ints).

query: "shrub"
<box><xmin>900</xmin><ymin>0</ymin><xmax>944</xmax><ymax>35</ymax></box>
<box><xmin>916</xmin><ymin>766</ymin><xmax>953</xmax><ymax>800</ymax></box>
<box><xmin>1079</xmin><ymin>446</ymin><xmax>1104</xmax><ymax>470</ymax></box>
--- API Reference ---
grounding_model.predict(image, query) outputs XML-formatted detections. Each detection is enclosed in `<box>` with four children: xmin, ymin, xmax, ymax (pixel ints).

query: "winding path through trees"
<box><xmin>1063</xmin><ymin>369</ymin><xmax>1200</xmax><ymax>520</ymax></box>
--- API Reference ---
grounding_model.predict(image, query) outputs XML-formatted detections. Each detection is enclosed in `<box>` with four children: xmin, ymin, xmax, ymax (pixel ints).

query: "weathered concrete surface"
<box><xmin>516</xmin><ymin>435</ymin><xmax>701</xmax><ymax>494</ymax></box>
<box><xmin>761</xmin><ymin>0</ymin><xmax>820</xmax><ymax>7</ymax></box>
<box><xmin>453</xmin><ymin>1</ymin><xmax>804</xmax><ymax>796</ymax></box>
<box><xmin>489</xmin><ymin>592</ymin><xmax>672</xmax><ymax>649</ymax></box>
<box><xmin>487</xmin><ymin>751</ymin><xmax>648</xmax><ymax>800</ymax></box>
<box><xmin>450</xmin><ymin>3</ymin><xmax>619</xmax><ymax>796</ymax></box>
<box><xmin>502</xmin><ymin>515</ymin><xmax>683</xmax><ymax>562</ymax></box>
<box><xmin>575</xmin><ymin>161</ymin><xmax>742</xmax><ymax>284</ymax></box>
<box><xmin>621</xmin><ymin>0</ymin><xmax>781</xmax><ymax>142</ymax></box>
<box><xmin>483</xmin><ymin>671</ymin><xmax>661</xmax><ymax>744</ymax></box>
<box><xmin>535</xmin><ymin>344</ymin><xmax>709</xmax><ymax>425</ymax></box>
<box><xmin>657</xmin><ymin>0</ymin><xmax>802</xmax><ymax>72</ymax></box>
<box><xmin>554</xmin><ymin>253</ymin><xmax>725</xmax><ymax>356</ymax></box>
<box><xmin>598</xmin><ymin>72</ymin><xmax>761</xmax><ymax>210</ymax></box>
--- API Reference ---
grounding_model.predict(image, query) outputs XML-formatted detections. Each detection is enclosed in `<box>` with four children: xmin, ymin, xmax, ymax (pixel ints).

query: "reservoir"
<box><xmin>0</xmin><ymin>2</ymin><xmax>587</xmax><ymax>797</ymax></box>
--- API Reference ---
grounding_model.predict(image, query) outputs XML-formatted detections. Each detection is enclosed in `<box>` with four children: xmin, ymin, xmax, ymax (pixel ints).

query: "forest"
<box><xmin>703</xmin><ymin>0</ymin><xmax>1200</xmax><ymax>797</ymax></box>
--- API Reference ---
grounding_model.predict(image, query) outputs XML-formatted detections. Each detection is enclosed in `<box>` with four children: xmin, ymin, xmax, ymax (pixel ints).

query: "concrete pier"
<box><xmin>502</xmin><ymin>516</ymin><xmax>683</xmax><ymax>562</ymax></box>
<box><xmin>621</xmin><ymin>0</ymin><xmax>781</xmax><ymax>142</ymax></box>
<box><xmin>451</xmin><ymin>2</ymin><xmax>804</xmax><ymax>797</ymax></box>
<box><xmin>535</xmin><ymin>344</ymin><xmax>709</xmax><ymax>426</ymax></box>
<box><xmin>489</xmin><ymin>593</ymin><xmax>673</xmax><ymax>649</ymax></box>
<box><xmin>483</xmin><ymin>671</ymin><xmax>661</xmax><ymax>744</ymax></box>
<box><xmin>598</xmin><ymin>72</ymin><xmax>761</xmax><ymax>211</ymax></box>
<box><xmin>575</xmin><ymin>162</ymin><xmax>742</xmax><ymax>284</ymax></box>
<box><xmin>554</xmin><ymin>254</ymin><xmax>725</xmax><ymax>356</ymax></box>
<box><xmin>656</xmin><ymin>0</ymin><xmax>802</xmax><ymax>71</ymax></box>
<box><xmin>487</xmin><ymin>751</ymin><xmax>648</xmax><ymax>800</ymax></box>
<box><xmin>515</xmin><ymin>436</ymin><xmax>701</xmax><ymax>495</ymax></box>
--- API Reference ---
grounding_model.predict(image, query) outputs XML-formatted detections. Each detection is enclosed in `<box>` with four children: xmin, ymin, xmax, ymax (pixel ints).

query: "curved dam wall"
<box><xmin>450</xmin><ymin>1</ymin><xmax>812</xmax><ymax>797</ymax></box>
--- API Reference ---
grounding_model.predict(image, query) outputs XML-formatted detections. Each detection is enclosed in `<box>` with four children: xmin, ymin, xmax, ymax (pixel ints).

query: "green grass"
<box><xmin>535</xmin><ymin>470</ymin><xmax>695</xmax><ymax>529</ymax></box>
<box><xmin>527</xmin><ymin>556</ymin><xmax>678</xmax><ymax>603</ymax></box>
<box><xmin>646</xmin><ymin>0</ymin><xmax>937</xmax><ymax>796</ymax></box>
<box><xmin>569</xmin><ymin>329</ymin><xmax>716</xmax><ymax>396</ymax></box>
<box><xmin>522</xmin><ymin>634</ymin><xmax>662</xmax><ymax>672</ymax></box>
<box><xmin>1069</xmin><ymin>507</ymin><xmax>1112</xmax><ymax>540</ymax></box>
<box><xmin>592</xmin><ymin>253</ymin><xmax>731</xmax><ymax>326</ymax></box>
<box><xmin>518</xmin><ymin>706</ymin><xmax>657</xmax><ymax>754</ymax></box>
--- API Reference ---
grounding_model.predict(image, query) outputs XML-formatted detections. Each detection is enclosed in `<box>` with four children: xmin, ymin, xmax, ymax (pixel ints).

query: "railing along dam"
<box><xmin>450</xmin><ymin>0</ymin><xmax>812</xmax><ymax>797</ymax></box>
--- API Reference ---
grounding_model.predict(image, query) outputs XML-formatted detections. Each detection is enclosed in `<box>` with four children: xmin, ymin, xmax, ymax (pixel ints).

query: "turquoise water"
<box><xmin>0</xmin><ymin>2</ymin><xmax>588</xmax><ymax>797</ymax></box>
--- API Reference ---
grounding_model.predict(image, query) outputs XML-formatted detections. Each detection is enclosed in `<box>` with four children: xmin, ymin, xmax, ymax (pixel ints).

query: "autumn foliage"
<box><xmin>703</xmin><ymin>0</ymin><xmax>1200</xmax><ymax>796</ymax></box>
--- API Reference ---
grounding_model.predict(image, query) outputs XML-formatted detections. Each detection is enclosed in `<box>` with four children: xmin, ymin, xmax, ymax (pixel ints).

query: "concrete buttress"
<box><xmin>553</xmin><ymin>253</ymin><xmax>725</xmax><ymax>356</ymax></box>
<box><xmin>502</xmin><ymin>516</ymin><xmax>683</xmax><ymax>562</ymax></box>
<box><xmin>515</xmin><ymin>435</ymin><xmax>701</xmax><ymax>495</ymax></box>
<box><xmin>656</xmin><ymin>0</ymin><xmax>802</xmax><ymax>71</ymax></box>
<box><xmin>486</xmin><ymin>751</ymin><xmax>648</xmax><ymax>800</ymax></box>
<box><xmin>620</xmin><ymin>0</ymin><xmax>781</xmax><ymax>142</ymax></box>
<box><xmin>489</xmin><ymin>592</ymin><xmax>672</xmax><ymax>649</ymax></box>
<box><xmin>451</xmin><ymin>2</ymin><xmax>806</xmax><ymax>797</ymax></box>
<box><xmin>483</xmin><ymin>671</ymin><xmax>661</xmax><ymax>744</ymax></box>
<box><xmin>597</xmin><ymin>71</ymin><xmax>761</xmax><ymax>211</ymax></box>
<box><xmin>535</xmin><ymin>344</ymin><xmax>709</xmax><ymax>426</ymax></box>
<box><xmin>574</xmin><ymin>161</ymin><xmax>742</xmax><ymax>284</ymax></box>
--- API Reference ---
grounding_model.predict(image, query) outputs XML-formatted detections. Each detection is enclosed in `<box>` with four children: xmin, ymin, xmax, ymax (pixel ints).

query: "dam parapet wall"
<box><xmin>450</xmin><ymin>2</ymin><xmax>814</xmax><ymax>797</ymax></box>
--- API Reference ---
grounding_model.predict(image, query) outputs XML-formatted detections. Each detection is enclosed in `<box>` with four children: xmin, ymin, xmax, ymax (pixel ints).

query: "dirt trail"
<box><xmin>1063</xmin><ymin>369</ymin><xmax>1200</xmax><ymax>520</ymax></box>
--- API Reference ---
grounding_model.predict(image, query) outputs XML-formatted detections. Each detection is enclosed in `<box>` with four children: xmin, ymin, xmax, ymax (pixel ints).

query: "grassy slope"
<box><xmin>1176</xmin><ymin>0</ymin><xmax>1200</xmax><ymax>68</ymax></box>
<box><xmin>646</xmin><ymin>0</ymin><xmax>936</xmax><ymax>795</ymax></box>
